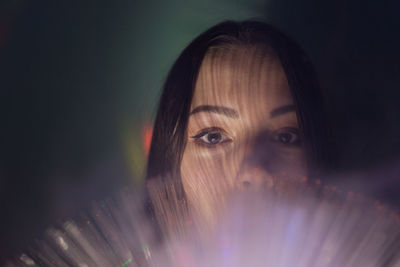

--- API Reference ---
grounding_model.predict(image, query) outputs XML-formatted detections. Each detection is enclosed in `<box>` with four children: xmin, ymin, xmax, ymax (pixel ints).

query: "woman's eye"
<box><xmin>272</xmin><ymin>128</ymin><xmax>301</xmax><ymax>146</ymax></box>
<box><xmin>191</xmin><ymin>128</ymin><xmax>231</xmax><ymax>147</ymax></box>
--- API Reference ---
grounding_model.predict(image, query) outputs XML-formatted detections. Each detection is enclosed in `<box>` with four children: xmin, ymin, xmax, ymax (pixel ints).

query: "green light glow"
<box><xmin>122</xmin><ymin>258</ymin><xmax>132</xmax><ymax>266</ymax></box>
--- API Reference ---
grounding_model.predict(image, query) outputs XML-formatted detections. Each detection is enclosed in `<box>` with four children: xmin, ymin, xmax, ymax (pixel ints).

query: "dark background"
<box><xmin>1</xmin><ymin>0</ymin><xmax>400</xmax><ymax>262</ymax></box>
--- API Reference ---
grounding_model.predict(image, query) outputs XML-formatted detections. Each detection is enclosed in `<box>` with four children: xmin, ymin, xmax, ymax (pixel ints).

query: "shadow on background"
<box><xmin>1</xmin><ymin>0</ymin><xmax>399</xmax><ymax>262</ymax></box>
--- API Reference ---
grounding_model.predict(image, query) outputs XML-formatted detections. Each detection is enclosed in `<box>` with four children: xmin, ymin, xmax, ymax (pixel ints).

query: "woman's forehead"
<box><xmin>191</xmin><ymin>46</ymin><xmax>293</xmax><ymax>114</ymax></box>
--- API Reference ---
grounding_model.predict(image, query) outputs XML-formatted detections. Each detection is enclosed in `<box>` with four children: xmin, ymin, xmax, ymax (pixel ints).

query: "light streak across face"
<box><xmin>180</xmin><ymin>45</ymin><xmax>306</xmax><ymax>233</ymax></box>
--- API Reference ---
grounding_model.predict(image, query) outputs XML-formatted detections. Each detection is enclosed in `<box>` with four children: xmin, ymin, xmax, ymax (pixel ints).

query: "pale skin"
<box><xmin>180</xmin><ymin>45</ymin><xmax>307</xmax><ymax>232</ymax></box>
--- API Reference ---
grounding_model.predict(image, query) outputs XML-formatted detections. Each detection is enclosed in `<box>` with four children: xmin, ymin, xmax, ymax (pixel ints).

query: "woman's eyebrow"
<box><xmin>190</xmin><ymin>105</ymin><xmax>239</xmax><ymax>118</ymax></box>
<box><xmin>270</xmin><ymin>104</ymin><xmax>296</xmax><ymax>118</ymax></box>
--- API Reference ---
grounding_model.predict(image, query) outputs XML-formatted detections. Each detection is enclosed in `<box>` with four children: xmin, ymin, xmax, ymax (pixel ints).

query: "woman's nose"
<box><xmin>235</xmin><ymin>164</ymin><xmax>274</xmax><ymax>191</ymax></box>
<box><xmin>235</xmin><ymin>132</ymin><xmax>277</xmax><ymax>191</ymax></box>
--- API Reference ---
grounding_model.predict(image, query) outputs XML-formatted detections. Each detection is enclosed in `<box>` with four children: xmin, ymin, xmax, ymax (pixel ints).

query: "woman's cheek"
<box><xmin>276</xmin><ymin>149</ymin><xmax>307</xmax><ymax>178</ymax></box>
<box><xmin>184</xmin><ymin>144</ymin><xmax>239</xmax><ymax>191</ymax></box>
<box><xmin>180</xmin><ymin>144</ymin><xmax>238</xmax><ymax>227</ymax></box>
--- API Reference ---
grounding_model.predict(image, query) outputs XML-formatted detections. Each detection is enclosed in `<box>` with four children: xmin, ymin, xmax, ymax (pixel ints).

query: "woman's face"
<box><xmin>180</xmin><ymin>46</ymin><xmax>307</xmax><ymax>229</ymax></box>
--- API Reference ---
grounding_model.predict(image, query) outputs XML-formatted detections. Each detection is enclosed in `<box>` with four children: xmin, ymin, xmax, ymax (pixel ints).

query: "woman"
<box><xmin>7</xmin><ymin>20</ymin><xmax>400</xmax><ymax>267</ymax></box>
<box><xmin>146</xmin><ymin>20</ymin><xmax>328</xmax><ymax>238</ymax></box>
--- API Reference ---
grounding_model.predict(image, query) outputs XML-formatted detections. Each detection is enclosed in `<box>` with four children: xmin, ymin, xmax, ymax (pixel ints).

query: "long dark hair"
<box><xmin>146</xmin><ymin>20</ymin><xmax>327</xmax><ymax>224</ymax></box>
